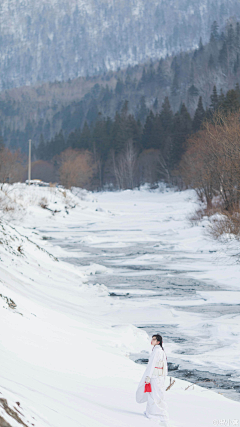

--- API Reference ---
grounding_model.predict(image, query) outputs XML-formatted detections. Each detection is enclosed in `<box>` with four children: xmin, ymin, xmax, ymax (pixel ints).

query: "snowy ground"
<box><xmin>0</xmin><ymin>183</ymin><xmax>240</xmax><ymax>427</ymax></box>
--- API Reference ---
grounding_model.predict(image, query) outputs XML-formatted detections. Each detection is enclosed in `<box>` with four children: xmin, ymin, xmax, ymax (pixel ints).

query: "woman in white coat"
<box><xmin>136</xmin><ymin>334</ymin><xmax>170</xmax><ymax>426</ymax></box>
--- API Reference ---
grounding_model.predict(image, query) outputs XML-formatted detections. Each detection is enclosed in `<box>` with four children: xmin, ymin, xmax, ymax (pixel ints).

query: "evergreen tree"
<box><xmin>198</xmin><ymin>37</ymin><xmax>204</xmax><ymax>52</ymax></box>
<box><xmin>125</xmin><ymin>114</ymin><xmax>142</xmax><ymax>149</ymax></box>
<box><xmin>101</xmin><ymin>85</ymin><xmax>113</xmax><ymax>106</ymax></box>
<box><xmin>156</xmin><ymin>59</ymin><xmax>167</xmax><ymax>86</ymax></box>
<box><xmin>0</xmin><ymin>133</ymin><xmax>4</xmax><ymax>151</ymax></box>
<box><xmin>80</xmin><ymin>121</ymin><xmax>92</xmax><ymax>149</ymax></box>
<box><xmin>141</xmin><ymin>111</ymin><xmax>155</xmax><ymax>150</ymax></box>
<box><xmin>125</xmin><ymin>73</ymin><xmax>132</xmax><ymax>90</ymax></box>
<box><xmin>152</xmin><ymin>114</ymin><xmax>164</xmax><ymax>150</ymax></box>
<box><xmin>91</xmin><ymin>115</ymin><xmax>111</xmax><ymax>161</ymax></box>
<box><xmin>37</xmin><ymin>134</ymin><xmax>46</xmax><ymax>160</ymax></box>
<box><xmin>227</xmin><ymin>24</ymin><xmax>235</xmax><ymax>52</ymax></box>
<box><xmin>171</xmin><ymin>60</ymin><xmax>180</xmax><ymax>106</ymax></box>
<box><xmin>222</xmin><ymin>89</ymin><xmax>240</xmax><ymax>113</ymax></box>
<box><xmin>31</xmin><ymin>143</ymin><xmax>37</xmax><ymax>161</ymax></box>
<box><xmin>219</xmin><ymin>31</ymin><xmax>226</xmax><ymax>42</ymax></box>
<box><xmin>210</xmin><ymin>21</ymin><xmax>219</xmax><ymax>41</ymax></box>
<box><xmin>141</xmin><ymin>67</ymin><xmax>147</xmax><ymax>84</ymax></box>
<box><xmin>192</xmin><ymin>97</ymin><xmax>205</xmax><ymax>131</ymax></box>
<box><xmin>188</xmin><ymin>85</ymin><xmax>199</xmax><ymax>97</ymax></box>
<box><xmin>146</xmin><ymin>61</ymin><xmax>155</xmax><ymax>83</ymax></box>
<box><xmin>208</xmin><ymin>54</ymin><xmax>215</xmax><ymax>69</ymax></box>
<box><xmin>179</xmin><ymin>103</ymin><xmax>192</xmax><ymax>134</ymax></box>
<box><xmin>171</xmin><ymin>57</ymin><xmax>180</xmax><ymax>74</ymax></box>
<box><xmin>67</xmin><ymin>129</ymin><xmax>81</xmax><ymax>150</ymax></box>
<box><xmin>86</xmin><ymin>100</ymin><xmax>99</xmax><ymax>123</ymax></box>
<box><xmin>48</xmin><ymin>130</ymin><xmax>66</xmax><ymax>159</ymax></box>
<box><xmin>218</xmin><ymin>89</ymin><xmax>225</xmax><ymax>107</ymax></box>
<box><xmin>160</xmin><ymin>97</ymin><xmax>173</xmax><ymax>133</ymax></box>
<box><xmin>210</xmin><ymin>86</ymin><xmax>219</xmax><ymax>111</ymax></box>
<box><xmin>171</xmin><ymin>71</ymin><xmax>179</xmax><ymax>96</ymax></box>
<box><xmin>235</xmin><ymin>83</ymin><xmax>240</xmax><ymax>103</ymax></box>
<box><xmin>153</xmin><ymin>98</ymin><xmax>158</xmax><ymax>111</ymax></box>
<box><xmin>172</xmin><ymin>103</ymin><xmax>192</xmax><ymax>166</ymax></box>
<box><xmin>111</xmin><ymin>111</ymin><xmax>126</xmax><ymax>154</ymax></box>
<box><xmin>137</xmin><ymin>96</ymin><xmax>148</xmax><ymax>123</ymax></box>
<box><xmin>234</xmin><ymin>54</ymin><xmax>240</xmax><ymax>74</ymax></box>
<box><xmin>189</xmin><ymin>62</ymin><xmax>195</xmax><ymax>86</ymax></box>
<box><xmin>236</xmin><ymin>22</ymin><xmax>240</xmax><ymax>49</ymax></box>
<box><xmin>115</xmin><ymin>79</ymin><xmax>125</xmax><ymax>95</ymax></box>
<box><xmin>219</xmin><ymin>41</ymin><xmax>228</xmax><ymax>69</ymax></box>
<box><xmin>121</xmin><ymin>100</ymin><xmax>129</xmax><ymax>119</ymax></box>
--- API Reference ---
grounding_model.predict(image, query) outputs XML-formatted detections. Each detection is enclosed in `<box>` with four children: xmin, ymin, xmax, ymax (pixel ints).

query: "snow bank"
<box><xmin>0</xmin><ymin>184</ymin><xmax>239</xmax><ymax>427</ymax></box>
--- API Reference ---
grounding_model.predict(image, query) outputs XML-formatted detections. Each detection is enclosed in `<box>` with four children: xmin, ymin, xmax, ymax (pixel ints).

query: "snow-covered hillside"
<box><xmin>0</xmin><ymin>184</ymin><xmax>240</xmax><ymax>427</ymax></box>
<box><xmin>1</xmin><ymin>0</ymin><xmax>240</xmax><ymax>89</ymax></box>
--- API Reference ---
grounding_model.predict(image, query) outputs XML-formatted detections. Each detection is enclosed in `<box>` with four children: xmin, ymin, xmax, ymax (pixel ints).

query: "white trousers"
<box><xmin>145</xmin><ymin>377</ymin><xmax>169</xmax><ymax>424</ymax></box>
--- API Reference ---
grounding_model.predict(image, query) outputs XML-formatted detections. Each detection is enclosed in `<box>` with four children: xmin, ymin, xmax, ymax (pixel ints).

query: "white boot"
<box><xmin>143</xmin><ymin>411</ymin><xmax>150</xmax><ymax>419</ymax></box>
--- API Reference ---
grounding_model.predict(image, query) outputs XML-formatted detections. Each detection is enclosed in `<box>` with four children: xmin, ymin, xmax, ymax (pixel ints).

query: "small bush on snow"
<box><xmin>208</xmin><ymin>210</ymin><xmax>240</xmax><ymax>240</ymax></box>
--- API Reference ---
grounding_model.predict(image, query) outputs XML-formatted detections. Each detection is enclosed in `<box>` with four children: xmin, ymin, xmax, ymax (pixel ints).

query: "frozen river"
<box><xmin>39</xmin><ymin>189</ymin><xmax>240</xmax><ymax>402</ymax></box>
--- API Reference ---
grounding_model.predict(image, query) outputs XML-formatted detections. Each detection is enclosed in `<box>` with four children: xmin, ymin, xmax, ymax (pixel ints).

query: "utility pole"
<box><xmin>28</xmin><ymin>139</ymin><xmax>31</xmax><ymax>185</ymax></box>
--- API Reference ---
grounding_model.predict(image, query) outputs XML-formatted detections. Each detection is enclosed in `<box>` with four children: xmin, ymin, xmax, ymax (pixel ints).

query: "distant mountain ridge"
<box><xmin>1</xmin><ymin>0</ymin><xmax>240</xmax><ymax>89</ymax></box>
<box><xmin>2</xmin><ymin>16</ymin><xmax>240</xmax><ymax>151</ymax></box>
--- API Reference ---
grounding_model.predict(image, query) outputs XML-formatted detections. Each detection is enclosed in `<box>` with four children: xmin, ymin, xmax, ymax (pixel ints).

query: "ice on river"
<box><xmin>0</xmin><ymin>183</ymin><xmax>240</xmax><ymax>427</ymax></box>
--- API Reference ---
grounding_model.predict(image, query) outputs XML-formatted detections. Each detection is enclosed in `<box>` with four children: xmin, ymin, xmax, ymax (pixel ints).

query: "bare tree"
<box><xmin>180</xmin><ymin>110</ymin><xmax>240</xmax><ymax>211</ymax></box>
<box><xmin>138</xmin><ymin>149</ymin><xmax>161</xmax><ymax>185</ymax></box>
<box><xmin>157</xmin><ymin>150</ymin><xmax>172</xmax><ymax>184</ymax></box>
<box><xmin>58</xmin><ymin>149</ymin><xmax>96</xmax><ymax>189</ymax></box>
<box><xmin>112</xmin><ymin>140</ymin><xmax>138</xmax><ymax>189</ymax></box>
<box><xmin>124</xmin><ymin>140</ymin><xmax>138</xmax><ymax>189</ymax></box>
<box><xmin>92</xmin><ymin>141</ymin><xmax>103</xmax><ymax>189</ymax></box>
<box><xmin>112</xmin><ymin>150</ymin><xmax>124</xmax><ymax>189</ymax></box>
<box><xmin>0</xmin><ymin>147</ymin><xmax>24</xmax><ymax>187</ymax></box>
<box><xmin>179</xmin><ymin>129</ymin><xmax>217</xmax><ymax>208</ymax></box>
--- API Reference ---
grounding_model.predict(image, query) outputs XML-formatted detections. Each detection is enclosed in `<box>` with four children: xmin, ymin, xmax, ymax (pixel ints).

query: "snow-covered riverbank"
<box><xmin>0</xmin><ymin>184</ymin><xmax>240</xmax><ymax>427</ymax></box>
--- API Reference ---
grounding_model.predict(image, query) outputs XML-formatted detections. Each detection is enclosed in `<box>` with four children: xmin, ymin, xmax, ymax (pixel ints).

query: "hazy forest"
<box><xmin>2</xmin><ymin>19</ymin><xmax>240</xmax><ymax>233</ymax></box>
<box><xmin>1</xmin><ymin>19</ymin><xmax>240</xmax><ymax>150</ymax></box>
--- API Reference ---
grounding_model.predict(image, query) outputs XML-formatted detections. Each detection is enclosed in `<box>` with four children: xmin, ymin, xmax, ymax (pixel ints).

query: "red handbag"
<box><xmin>144</xmin><ymin>382</ymin><xmax>152</xmax><ymax>393</ymax></box>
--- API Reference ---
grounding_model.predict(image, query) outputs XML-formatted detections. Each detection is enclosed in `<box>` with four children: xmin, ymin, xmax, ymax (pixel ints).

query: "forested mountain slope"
<box><xmin>1</xmin><ymin>19</ymin><xmax>240</xmax><ymax>151</ymax></box>
<box><xmin>0</xmin><ymin>0</ymin><xmax>240</xmax><ymax>90</ymax></box>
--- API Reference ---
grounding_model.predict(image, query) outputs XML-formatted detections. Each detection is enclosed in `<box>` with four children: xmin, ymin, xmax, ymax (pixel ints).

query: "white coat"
<box><xmin>136</xmin><ymin>345</ymin><xmax>170</xmax><ymax>425</ymax></box>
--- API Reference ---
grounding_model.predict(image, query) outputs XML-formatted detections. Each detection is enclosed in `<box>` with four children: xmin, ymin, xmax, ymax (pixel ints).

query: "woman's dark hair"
<box><xmin>152</xmin><ymin>334</ymin><xmax>167</xmax><ymax>360</ymax></box>
<box><xmin>152</xmin><ymin>334</ymin><xmax>164</xmax><ymax>351</ymax></box>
